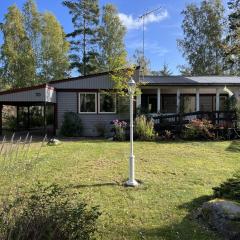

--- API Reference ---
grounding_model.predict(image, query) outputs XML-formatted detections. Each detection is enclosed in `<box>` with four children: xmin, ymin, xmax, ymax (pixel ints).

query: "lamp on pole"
<box><xmin>125</xmin><ymin>77</ymin><xmax>138</xmax><ymax>187</ymax></box>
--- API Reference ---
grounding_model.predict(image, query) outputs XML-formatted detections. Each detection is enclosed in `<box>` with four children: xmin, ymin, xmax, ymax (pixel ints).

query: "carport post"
<box><xmin>27</xmin><ymin>106</ymin><xmax>30</xmax><ymax>130</ymax></box>
<box><xmin>0</xmin><ymin>105</ymin><xmax>2</xmax><ymax>135</ymax></box>
<box><xmin>43</xmin><ymin>102</ymin><xmax>47</xmax><ymax>134</ymax></box>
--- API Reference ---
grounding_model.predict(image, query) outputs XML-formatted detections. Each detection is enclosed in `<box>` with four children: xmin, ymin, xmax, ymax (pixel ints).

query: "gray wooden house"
<box><xmin>0</xmin><ymin>68</ymin><xmax>239</xmax><ymax>136</ymax></box>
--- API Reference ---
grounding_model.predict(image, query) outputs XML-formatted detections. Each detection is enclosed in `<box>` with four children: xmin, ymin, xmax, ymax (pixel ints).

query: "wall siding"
<box><xmin>52</xmin><ymin>75</ymin><xmax>114</xmax><ymax>89</ymax></box>
<box><xmin>57</xmin><ymin>91</ymin><xmax>129</xmax><ymax>136</ymax></box>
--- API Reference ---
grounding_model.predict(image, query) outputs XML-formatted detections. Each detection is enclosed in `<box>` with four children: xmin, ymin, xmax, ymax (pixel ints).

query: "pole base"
<box><xmin>125</xmin><ymin>179</ymin><xmax>139</xmax><ymax>187</ymax></box>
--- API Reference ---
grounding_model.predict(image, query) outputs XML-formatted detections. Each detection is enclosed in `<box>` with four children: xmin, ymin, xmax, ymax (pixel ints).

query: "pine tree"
<box><xmin>178</xmin><ymin>0</ymin><xmax>225</xmax><ymax>75</ymax></box>
<box><xmin>63</xmin><ymin>0</ymin><xmax>100</xmax><ymax>75</ymax></box>
<box><xmin>98</xmin><ymin>4</ymin><xmax>127</xmax><ymax>72</ymax></box>
<box><xmin>224</xmin><ymin>0</ymin><xmax>240</xmax><ymax>75</ymax></box>
<box><xmin>159</xmin><ymin>63</ymin><xmax>172</xmax><ymax>76</ymax></box>
<box><xmin>40</xmin><ymin>12</ymin><xmax>70</xmax><ymax>81</ymax></box>
<box><xmin>0</xmin><ymin>5</ymin><xmax>35</xmax><ymax>88</ymax></box>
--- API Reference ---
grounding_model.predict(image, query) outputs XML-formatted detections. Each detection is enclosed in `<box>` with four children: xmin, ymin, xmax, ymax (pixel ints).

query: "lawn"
<box><xmin>0</xmin><ymin>140</ymin><xmax>240</xmax><ymax>240</ymax></box>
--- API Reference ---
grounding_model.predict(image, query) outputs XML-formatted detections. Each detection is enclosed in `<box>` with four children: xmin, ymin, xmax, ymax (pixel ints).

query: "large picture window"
<box><xmin>79</xmin><ymin>93</ymin><xmax>97</xmax><ymax>113</ymax></box>
<box><xmin>99</xmin><ymin>93</ymin><xmax>116</xmax><ymax>113</ymax></box>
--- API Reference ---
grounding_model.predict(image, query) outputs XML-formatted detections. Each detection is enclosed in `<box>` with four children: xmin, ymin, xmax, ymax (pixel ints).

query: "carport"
<box><xmin>0</xmin><ymin>84</ymin><xmax>57</xmax><ymax>136</ymax></box>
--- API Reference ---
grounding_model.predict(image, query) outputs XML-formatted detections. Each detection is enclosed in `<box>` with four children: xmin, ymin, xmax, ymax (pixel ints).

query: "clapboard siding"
<box><xmin>0</xmin><ymin>87</ymin><xmax>56</xmax><ymax>103</ymax></box>
<box><xmin>57</xmin><ymin>91</ymin><xmax>129</xmax><ymax>136</ymax></box>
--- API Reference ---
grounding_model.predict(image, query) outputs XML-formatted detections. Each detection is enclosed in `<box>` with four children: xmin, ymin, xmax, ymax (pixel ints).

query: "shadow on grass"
<box><xmin>226</xmin><ymin>140</ymin><xmax>240</xmax><ymax>152</ymax></box>
<box><xmin>65</xmin><ymin>182</ymin><xmax>119</xmax><ymax>189</ymax></box>
<box><xmin>136</xmin><ymin>195</ymin><xmax>220</xmax><ymax>240</ymax></box>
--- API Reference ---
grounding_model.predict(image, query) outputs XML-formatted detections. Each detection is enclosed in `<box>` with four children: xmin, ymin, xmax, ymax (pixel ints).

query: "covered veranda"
<box><xmin>0</xmin><ymin>84</ymin><xmax>57</xmax><ymax>136</ymax></box>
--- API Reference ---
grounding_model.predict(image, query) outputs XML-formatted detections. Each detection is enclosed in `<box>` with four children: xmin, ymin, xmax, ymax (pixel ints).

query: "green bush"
<box><xmin>135</xmin><ymin>115</ymin><xmax>155</xmax><ymax>141</ymax></box>
<box><xmin>60</xmin><ymin>112</ymin><xmax>83</xmax><ymax>137</ymax></box>
<box><xmin>0</xmin><ymin>183</ymin><xmax>101</xmax><ymax>240</ymax></box>
<box><xmin>213</xmin><ymin>173</ymin><xmax>240</xmax><ymax>203</ymax></box>
<box><xmin>4</xmin><ymin>115</ymin><xmax>17</xmax><ymax>130</ymax></box>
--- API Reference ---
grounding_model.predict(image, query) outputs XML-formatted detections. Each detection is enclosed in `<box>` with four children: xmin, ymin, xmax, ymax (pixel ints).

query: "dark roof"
<box><xmin>0</xmin><ymin>84</ymin><xmax>54</xmax><ymax>96</ymax></box>
<box><xmin>143</xmin><ymin>76</ymin><xmax>240</xmax><ymax>86</ymax></box>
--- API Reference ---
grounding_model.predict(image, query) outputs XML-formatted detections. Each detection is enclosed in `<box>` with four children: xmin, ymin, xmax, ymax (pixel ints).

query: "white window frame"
<box><xmin>98</xmin><ymin>93</ymin><xmax>117</xmax><ymax>114</ymax></box>
<box><xmin>78</xmin><ymin>92</ymin><xmax>97</xmax><ymax>114</ymax></box>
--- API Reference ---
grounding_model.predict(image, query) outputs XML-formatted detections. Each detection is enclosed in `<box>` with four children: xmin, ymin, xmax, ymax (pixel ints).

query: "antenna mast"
<box><xmin>139</xmin><ymin>7</ymin><xmax>162</xmax><ymax>66</ymax></box>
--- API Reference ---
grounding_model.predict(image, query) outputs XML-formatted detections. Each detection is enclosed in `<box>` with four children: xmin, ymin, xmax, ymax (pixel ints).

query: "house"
<box><xmin>0</xmin><ymin>68</ymin><xmax>239</xmax><ymax>136</ymax></box>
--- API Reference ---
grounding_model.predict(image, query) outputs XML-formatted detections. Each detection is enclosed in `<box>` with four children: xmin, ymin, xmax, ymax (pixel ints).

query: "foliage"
<box><xmin>98</xmin><ymin>4</ymin><xmax>127</xmax><ymax>72</ymax></box>
<box><xmin>95</xmin><ymin>122</ymin><xmax>106</xmax><ymax>137</ymax></box>
<box><xmin>132</xmin><ymin>49</ymin><xmax>150</xmax><ymax>75</ymax></box>
<box><xmin>112</xmin><ymin>119</ymin><xmax>127</xmax><ymax>141</ymax></box>
<box><xmin>40</xmin><ymin>12</ymin><xmax>70</xmax><ymax>81</ymax></box>
<box><xmin>60</xmin><ymin>112</ymin><xmax>83</xmax><ymax>137</ymax></box>
<box><xmin>159</xmin><ymin>63</ymin><xmax>172</xmax><ymax>76</ymax></box>
<box><xmin>183</xmin><ymin>119</ymin><xmax>215</xmax><ymax>140</ymax></box>
<box><xmin>213</xmin><ymin>172</ymin><xmax>240</xmax><ymax>203</ymax></box>
<box><xmin>63</xmin><ymin>0</ymin><xmax>100</xmax><ymax>75</ymax></box>
<box><xmin>178</xmin><ymin>0</ymin><xmax>225</xmax><ymax>75</ymax></box>
<box><xmin>0</xmin><ymin>5</ymin><xmax>35</xmax><ymax>88</ymax></box>
<box><xmin>23</xmin><ymin>0</ymin><xmax>42</xmax><ymax>84</ymax></box>
<box><xmin>224</xmin><ymin>95</ymin><xmax>237</xmax><ymax>111</ymax></box>
<box><xmin>0</xmin><ymin>1</ymin><xmax>70</xmax><ymax>88</ymax></box>
<box><xmin>223</xmin><ymin>0</ymin><xmax>240</xmax><ymax>75</ymax></box>
<box><xmin>3</xmin><ymin>115</ymin><xmax>17</xmax><ymax>130</ymax></box>
<box><xmin>0</xmin><ymin>183</ymin><xmax>101</xmax><ymax>240</ymax></box>
<box><xmin>135</xmin><ymin>115</ymin><xmax>155</xmax><ymax>141</ymax></box>
<box><xmin>110</xmin><ymin>66</ymin><xmax>137</xmax><ymax>96</ymax></box>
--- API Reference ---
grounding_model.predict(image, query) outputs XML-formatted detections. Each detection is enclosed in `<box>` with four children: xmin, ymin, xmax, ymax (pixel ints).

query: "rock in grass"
<box><xmin>47</xmin><ymin>138</ymin><xmax>61</xmax><ymax>146</ymax></box>
<box><xmin>198</xmin><ymin>199</ymin><xmax>240</xmax><ymax>240</ymax></box>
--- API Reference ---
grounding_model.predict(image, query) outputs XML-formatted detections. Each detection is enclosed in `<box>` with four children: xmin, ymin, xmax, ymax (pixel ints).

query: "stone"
<box><xmin>47</xmin><ymin>138</ymin><xmax>61</xmax><ymax>146</ymax></box>
<box><xmin>197</xmin><ymin>199</ymin><xmax>240</xmax><ymax>240</ymax></box>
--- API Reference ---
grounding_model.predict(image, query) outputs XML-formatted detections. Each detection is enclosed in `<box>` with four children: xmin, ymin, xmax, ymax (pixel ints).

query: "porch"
<box><xmin>137</xmin><ymin>86</ymin><xmax>239</xmax><ymax>114</ymax></box>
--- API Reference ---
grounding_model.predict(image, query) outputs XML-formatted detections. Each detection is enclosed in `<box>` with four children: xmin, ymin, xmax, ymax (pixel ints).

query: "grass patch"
<box><xmin>0</xmin><ymin>140</ymin><xmax>240</xmax><ymax>240</ymax></box>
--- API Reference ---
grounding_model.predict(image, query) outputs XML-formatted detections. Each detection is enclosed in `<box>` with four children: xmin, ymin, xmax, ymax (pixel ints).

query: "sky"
<box><xmin>0</xmin><ymin>0</ymin><xmax>228</xmax><ymax>75</ymax></box>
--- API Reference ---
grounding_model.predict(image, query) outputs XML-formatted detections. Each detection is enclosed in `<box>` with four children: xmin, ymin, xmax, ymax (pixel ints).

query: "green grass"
<box><xmin>1</xmin><ymin>140</ymin><xmax>240</xmax><ymax>240</ymax></box>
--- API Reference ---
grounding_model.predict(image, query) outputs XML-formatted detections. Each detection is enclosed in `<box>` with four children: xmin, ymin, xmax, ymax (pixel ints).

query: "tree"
<box><xmin>178</xmin><ymin>0</ymin><xmax>225</xmax><ymax>75</ymax></box>
<box><xmin>159</xmin><ymin>63</ymin><xmax>172</xmax><ymax>76</ymax></box>
<box><xmin>132</xmin><ymin>49</ymin><xmax>150</xmax><ymax>75</ymax></box>
<box><xmin>224</xmin><ymin>0</ymin><xmax>240</xmax><ymax>75</ymax></box>
<box><xmin>63</xmin><ymin>0</ymin><xmax>100</xmax><ymax>75</ymax></box>
<box><xmin>0</xmin><ymin>5</ymin><xmax>35</xmax><ymax>88</ymax></box>
<box><xmin>23</xmin><ymin>0</ymin><xmax>42</xmax><ymax>83</ymax></box>
<box><xmin>98</xmin><ymin>4</ymin><xmax>127</xmax><ymax>72</ymax></box>
<box><xmin>40</xmin><ymin>12</ymin><xmax>70</xmax><ymax>81</ymax></box>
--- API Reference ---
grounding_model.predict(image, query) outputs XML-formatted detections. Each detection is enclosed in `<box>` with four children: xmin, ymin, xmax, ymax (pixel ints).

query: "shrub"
<box><xmin>183</xmin><ymin>118</ymin><xmax>215</xmax><ymax>140</ymax></box>
<box><xmin>95</xmin><ymin>123</ymin><xmax>106</xmax><ymax>137</ymax></box>
<box><xmin>135</xmin><ymin>115</ymin><xmax>155</xmax><ymax>141</ymax></box>
<box><xmin>112</xmin><ymin>119</ymin><xmax>127</xmax><ymax>141</ymax></box>
<box><xmin>0</xmin><ymin>183</ymin><xmax>101</xmax><ymax>240</ymax></box>
<box><xmin>60</xmin><ymin>112</ymin><xmax>83</xmax><ymax>137</ymax></box>
<box><xmin>4</xmin><ymin>115</ymin><xmax>17</xmax><ymax>130</ymax></box>
<box><xmin>213</xmin><ymin>172</ymin><xmax>240</xmax><ymax>203</ymax></box>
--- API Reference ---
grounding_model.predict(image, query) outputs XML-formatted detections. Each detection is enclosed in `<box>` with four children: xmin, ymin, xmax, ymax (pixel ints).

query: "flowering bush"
<box><xmin>112</xmin><ymin>119</ymin><xmax>127</xmax><ymax>141</ymax></box>
<box><xmin>183</xmin><ymin>118</ymin><xmax>215</xmax><ymax>140</ymax></box>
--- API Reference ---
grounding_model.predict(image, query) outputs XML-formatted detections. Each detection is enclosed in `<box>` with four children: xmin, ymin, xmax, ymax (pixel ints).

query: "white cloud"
<box><xmin>118</xmin><ymin>9</ymin><xmax>168</xmax><ymax>30</ymax></box>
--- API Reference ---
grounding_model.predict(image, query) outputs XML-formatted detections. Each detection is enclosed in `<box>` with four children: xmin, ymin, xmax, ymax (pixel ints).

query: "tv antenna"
<box><xmin>139</xmin><ymin>7</ymin><xmax>162</xmax><ymax>63</ymax></box>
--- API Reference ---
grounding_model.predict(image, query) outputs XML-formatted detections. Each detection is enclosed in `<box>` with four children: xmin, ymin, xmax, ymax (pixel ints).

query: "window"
<box><xmin>79</xmin><ymin>93</ymin><xmax>97</xmax><ymax>113</ymax></box>
<box><xmin>99</xmin><ymin>93</ymin><xmax>116</xmax><ymax>113</ymax></box>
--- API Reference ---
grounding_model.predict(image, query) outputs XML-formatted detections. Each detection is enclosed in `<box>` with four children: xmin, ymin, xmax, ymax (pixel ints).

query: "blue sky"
<box><xmin>0</xmin><ymin>0</ymin><xmax>228</xmax><ymax>75</ymax></box>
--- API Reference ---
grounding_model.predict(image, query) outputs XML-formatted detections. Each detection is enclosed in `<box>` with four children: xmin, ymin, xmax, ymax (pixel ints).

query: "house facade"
<box><xmin>0</xmin><ymin>69</ymin><xmax>239</xmax><ymax>136</ymax></box>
